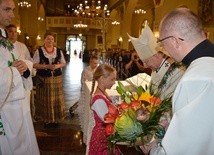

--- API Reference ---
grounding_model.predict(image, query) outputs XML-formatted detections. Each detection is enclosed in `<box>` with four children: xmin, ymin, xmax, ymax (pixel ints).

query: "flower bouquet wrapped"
<box><xmin>104</xmin><ymin>81</ymin><xmax>172</xmax><ymax>150</ymax></box>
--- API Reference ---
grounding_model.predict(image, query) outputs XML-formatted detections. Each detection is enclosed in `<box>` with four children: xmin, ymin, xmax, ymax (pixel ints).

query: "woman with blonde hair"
<box><xmin>88</xmin><ymin>64</ymin><xmax>121</xmax><ymax>155</ymax></box>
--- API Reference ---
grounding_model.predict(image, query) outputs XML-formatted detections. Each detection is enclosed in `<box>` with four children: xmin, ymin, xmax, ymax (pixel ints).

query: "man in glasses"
<box><xmin>128</xmin><ymin>24</ymin><xmax>185</xmax><ymax>99</ymax></box>
<box><xmin>141</xmin><ymin>7</ymin><xmax>214</xmax><ymax>155</ymax></box>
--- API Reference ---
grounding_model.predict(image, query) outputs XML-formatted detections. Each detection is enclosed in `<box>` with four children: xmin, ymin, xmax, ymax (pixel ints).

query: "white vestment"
<box><xmin>12</xmin><ymin>40</ymin><xmax>33</xmax><ymax>101</ymax></box>
<box><xmin>151</xmin><ymin>59</ymin><xmax>185</xmax><ymax>99</ymax></box>
<box><xmin>13</xmin><ymin>41</ymin><xmax>32</xmax><ymax>62</ymax></box>
<box><xmin>151</xmin><ymin>57</ymin><xmax>214</xmax><ymax>155</ymax></box>
<box><xmin>80</xmin><ymin>65</ymin><xmax>96</xmax><ymax>89</ymax></box>
<box><xmin>0</xmin><ymin>29</ymin><xmax>40</xmax><ymax>155</ymax></box>
<box><xmin>77</xmin><ymin>65</ymin><xmax>98</xmax><ymax>144</ymax></box>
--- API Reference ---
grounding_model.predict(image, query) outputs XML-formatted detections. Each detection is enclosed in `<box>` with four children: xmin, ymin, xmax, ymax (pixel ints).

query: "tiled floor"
<box><xmin>33</xmin><ymin>56</ymin><xmax>143</xmax><ymax>155</ymax></box>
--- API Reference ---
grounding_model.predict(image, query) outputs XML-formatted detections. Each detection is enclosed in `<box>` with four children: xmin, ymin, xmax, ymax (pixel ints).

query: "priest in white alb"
<box><xmin>0</xmin><ymin>0</ymin><xmax>40</xmax><ymax>154</ymax></box>
<box><xmin>141</xmin><ymin>7</ymin><xmax>214</xmax><ymax>155</ymax></box>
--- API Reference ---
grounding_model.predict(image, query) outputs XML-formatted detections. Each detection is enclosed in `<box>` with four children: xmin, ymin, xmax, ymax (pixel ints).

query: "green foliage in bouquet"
<box><xmin>104</xmin><ymin>81</ymin><xmax>172</xmax><ymax>149</ymax></box>
<box><xmin>115</xmin><ymin>108</ymin><xmax>143</xmax><ymax>141</ymax></box>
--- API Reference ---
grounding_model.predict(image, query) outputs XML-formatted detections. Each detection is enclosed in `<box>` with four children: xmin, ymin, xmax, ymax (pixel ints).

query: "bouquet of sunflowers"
<box><xmin>104</xmin><ymin>81</ymin><xmax>172</xmax><ymax>150</ymax></box>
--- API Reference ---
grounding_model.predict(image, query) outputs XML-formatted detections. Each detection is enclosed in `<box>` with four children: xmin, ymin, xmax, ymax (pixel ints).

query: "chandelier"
<box><xmin>18</xmin><ymin>1</ymin><xmax>31</xmax><ymax>8</ymax></box>
<box><xmin>112</xmin><ymin>20</ymin><xmax>120</xmax><ymax>25</ymax></box>
<box><xmin>134</xmin><ymin>9</ymin><xmax>146</xmax><ymax>14</ymax></box>
<box><xmin>74</xmin><ymin>21</ymin><xmax>88</xmax><ymax>28</ymax></box>
<box><xmin>74</xmin><ymin>0</ymin><xmax>110</xmax><ymax>18</ymax></box>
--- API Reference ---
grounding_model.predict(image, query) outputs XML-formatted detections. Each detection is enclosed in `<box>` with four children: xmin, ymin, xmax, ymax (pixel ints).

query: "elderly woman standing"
<box><xmin>33</xmin><ymin>32</ymin><xmax>66</xmax><ymax>127</ymax></box>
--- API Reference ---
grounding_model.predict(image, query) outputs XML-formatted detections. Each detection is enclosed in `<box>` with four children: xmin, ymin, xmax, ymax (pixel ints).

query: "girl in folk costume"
<box><xmin>33</xmin><ymin>32</ymin><xmax>66</xmax><ymax>127</ymax></box>
<box><xmin>88</xmin><ymin>64</ymin><xmax>121</xmax><ymax>155</ymax></box>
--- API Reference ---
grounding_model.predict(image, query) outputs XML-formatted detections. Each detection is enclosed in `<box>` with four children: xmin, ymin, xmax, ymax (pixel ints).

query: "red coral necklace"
<box><xmin>44</xmin><ymin>46</ymin><xmax>54</xmax><ymax>53</ymax></box>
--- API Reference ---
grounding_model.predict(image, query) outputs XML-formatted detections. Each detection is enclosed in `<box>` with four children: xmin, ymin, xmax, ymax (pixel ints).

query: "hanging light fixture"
<box><xmin>38</xmin><ymin>17</ymin><xmax>44</xmax><ymax>21</ymax></box>
<box><xmin>111</xmin><ymin>20</ymin><xmax>120</xmax><ymax>25</ymax></box>
<box><xmin>73</xmin><ymin>21</ymin><xmax>88</xmax><ymax>28</ymax></box>
<box><xmin>134</xmin><ymin>9</ymin><xmax>146</xmax><ymax>14</ymax></box>
<box><xmin>18</xmin><ymin>1</ymin><xmax>31</xmax><ymax>8</ymax></box>
<box><xmin>74</xmin><ymin>0</ymin><xmax>110</xmax><ymax>18</ymax></box>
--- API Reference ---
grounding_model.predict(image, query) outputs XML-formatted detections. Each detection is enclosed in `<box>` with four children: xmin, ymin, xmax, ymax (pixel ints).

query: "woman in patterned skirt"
<box><xmin>33</xmin><ymin>32</ymin><xmax>66</xmax><ymax>127</ymax></box>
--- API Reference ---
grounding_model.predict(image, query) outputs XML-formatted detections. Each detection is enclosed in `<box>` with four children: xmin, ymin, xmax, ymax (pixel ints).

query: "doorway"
<box><xmin>66</xmin><ymin>34</ymin><xmax>86</xmax><ymax>59</ymax></box>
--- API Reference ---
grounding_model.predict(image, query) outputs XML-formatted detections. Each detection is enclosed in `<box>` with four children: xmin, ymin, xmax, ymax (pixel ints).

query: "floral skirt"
<box><xmin>35</xmin><ymin>75</ymin><xmax>65</xmax><ymax>123</ymax></box>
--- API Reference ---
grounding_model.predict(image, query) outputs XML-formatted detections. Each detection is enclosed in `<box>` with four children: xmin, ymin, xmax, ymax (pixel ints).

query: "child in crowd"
<box><xmin>88</xmin><ymin>64</ymin><xmax>120</xmax><ymax>155</ymax></box>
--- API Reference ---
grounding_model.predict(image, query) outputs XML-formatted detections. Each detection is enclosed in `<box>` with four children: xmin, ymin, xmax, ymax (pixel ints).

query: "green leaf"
<box><xmin>116</xmin><ymin>85</ymin><xmax>124</xmax><ymax>95</ymax></box>
<box><xmin>124</xmin><ymin>96</ymin><xmax>131</xmax><ymax>103</ymax></box>
<box><xmin>118</xmin><ymin>81</ymin><xmax>126</xmax><ymax>91</ymax></box>
<box><xmin>137</xmin><ymin>85</ymin><xmax>144</xmax><ymax>96</ymax></box>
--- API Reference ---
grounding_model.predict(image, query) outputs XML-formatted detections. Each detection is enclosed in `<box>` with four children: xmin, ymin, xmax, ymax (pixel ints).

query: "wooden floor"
<box><xmin>33</xmin><ymin>56</ymin><xmax>143</xmax><ymax>155</ymax></box>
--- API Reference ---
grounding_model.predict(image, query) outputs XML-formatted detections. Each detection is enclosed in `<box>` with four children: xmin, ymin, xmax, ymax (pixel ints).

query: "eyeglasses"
<box><xmin>157</xmin><ymin>36</ymin><xmax>184</xmax><ymax>43</ymax></box>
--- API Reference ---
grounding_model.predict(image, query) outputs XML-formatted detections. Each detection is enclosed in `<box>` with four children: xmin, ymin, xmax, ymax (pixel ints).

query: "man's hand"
<box><xmin>159</xmin><ymin>118</ymin><xmax>170</xmax><ymax>130</ymax></box>
<box><xmin>12</xmin><ymin>60</ymin><xmax>28</xmax><ymax>75</ymax></box>
<box><xmin>140</xmin><ymin>140</ymin><xmax>158</xmax><ymax>155</ymax></box>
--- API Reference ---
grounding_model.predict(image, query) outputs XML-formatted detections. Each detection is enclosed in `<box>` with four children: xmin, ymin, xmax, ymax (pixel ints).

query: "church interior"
<box><xmin>9</xmin><ymin>0</ymin><xmax>214</xmax><ymax>154</ymax></box>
